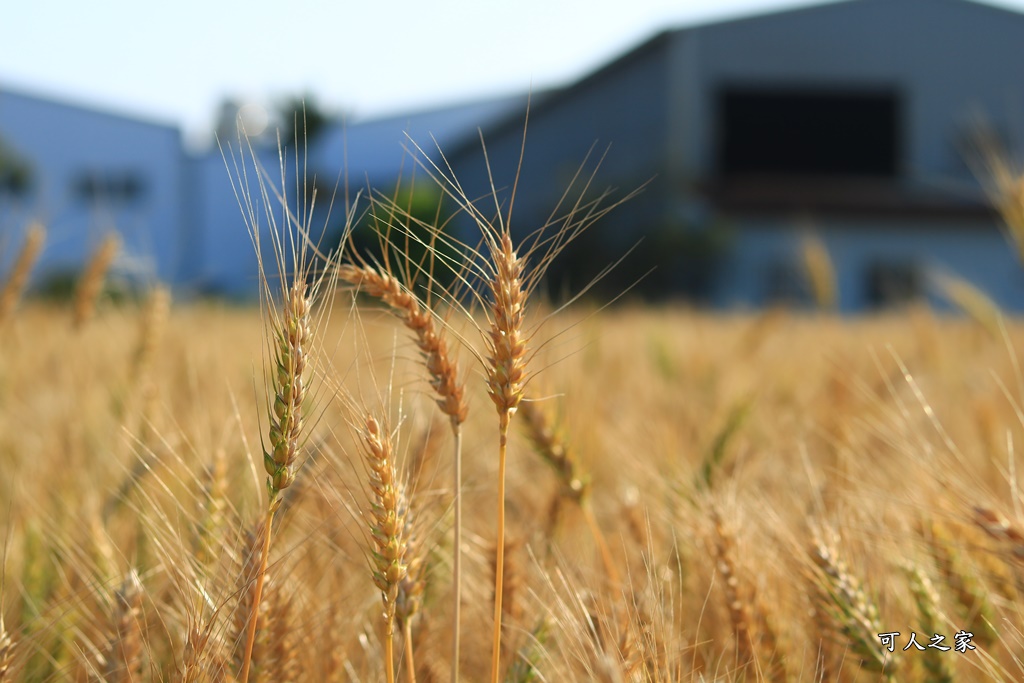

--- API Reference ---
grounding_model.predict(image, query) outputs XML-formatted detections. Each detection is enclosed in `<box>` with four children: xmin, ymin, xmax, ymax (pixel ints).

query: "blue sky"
<box><xmin>2</xmin><ymin>0</ymin><xmax>1022</xmax><ymax>147</ymax></box>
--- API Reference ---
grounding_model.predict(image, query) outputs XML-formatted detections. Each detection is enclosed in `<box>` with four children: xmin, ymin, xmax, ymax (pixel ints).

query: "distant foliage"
<box><xmin>338</xmin><ymin>185</ymin><xmax>462</xmax><ymax>301</ymax></box>
<box><xmin>276</xmin><ymin>93</ymin><xmax>331</xmax><ymax>145</ymax></box>
<box><xmin>548</xmin><ymin>215</ymin><xmax>732</xmax><ymax>302</ymax></box>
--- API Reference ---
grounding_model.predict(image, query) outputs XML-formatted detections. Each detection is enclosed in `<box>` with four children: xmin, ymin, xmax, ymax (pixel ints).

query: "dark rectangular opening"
<box><xmin>717</xmin><ymin>87</ymin><xmax>900</xmax><ymax>178</ymax></box>
<box><xmin>866</xmin><ymin>261</ymin><xmax>921</xmax><ymax>308</ymax></box>
<box><xmin>73</xmin><ymin>170</ymin><xmax>147</xmax><ymax>203</ymax></box>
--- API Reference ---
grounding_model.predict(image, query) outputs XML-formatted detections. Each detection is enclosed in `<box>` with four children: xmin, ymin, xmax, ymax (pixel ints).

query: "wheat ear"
<box><xmin>398</xmin><ymin>115</ymin><xmax>632</xmax><ymax>682</ymax></box>
<box><xmin>363</xmin><ymin>415</ymin><xmax>408</xmax><ymax>683</ymax></box>
<box><xmin>809</xmin><ymin>530</ymin><xmax>894</xmax><ymax>679</ymax></box>
<box><xmin>337</xmin><ymin>264</ymin><xmax>467</xmax><ymax>425</ymax></box>
<box><xmin>710</xmin><ymin>510</ymin><xmax>754</xmax><ymax>670</ymax></box>
<box><xmin>801</xmin><ymin>234</ymin><xmax>837</xmax><ymax>310</ymax></box>
<box><xmin>238</xmin><ymin>279</ymin><xmax>311</xmax><ymax>683</ymax></box>
<box><xmin>973</xmin><ymin>505</ymin><xmax>1024</xmax><ymax>566</ymax></box>
<box><xmin>485</xmin><ymin>232</ymin><xmax>528</xmax><ymax>683</ymax></box>
<box><xmin>397</xmin><ymin>507</ymin><xmax>426</xmax><ymax>683</ymax></box>
<box><xmin>932</xmin><ymin>273</ymin><xmax>1003</xmax><ymax>340</ymax></box>
<box><xmin>905</xmin><ymin>564</ymin><xmax>955</xmax><ymax>683</ymax></box>
<box><xmin>73</xmin><ymin>232</ymin><xmax>120</xmax><ymax>329</ymax></box>
<box><xmin>180</xmin><ymin>614</ymin><xmax>218</xmax><ymax>683</ymax></box>
<box><xmin>519</xmin><ymin>399</ymin><xmax>620</xmax><ymax>583</ymax></box>
<box><xmin>101</xmin><ymin>569</ymin><xmax>144</xmax><ymax>683</ymax></box>
<box><xmin>0</xmin><ymin>222</ymin><xmax>45</xmax><ymax>325</ymax></box>
<box><xmin>338</xmin><ymin>261</ymin><xmax>467</xmax><ymax>678</ymax></box>
<box><xmin>971</xmin><ymin>134</ymin><xmax>1024</xmax><ymax>262</ymax></box>
<box><xmin>926</xmin><ymin>519</ymin><xmax>997</xmax><ymax>646</ymax></box>
<box><xmin>0</xmin><ymin>615</ymin><xmax>14</xmax><ymax>682</ymax></box>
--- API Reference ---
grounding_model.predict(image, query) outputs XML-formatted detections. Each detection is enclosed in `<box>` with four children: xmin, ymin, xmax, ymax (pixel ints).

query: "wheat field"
<box><xmin>0</xmin><ymin>289</ymin><xmax>1022</xmax><ymax>681</ymax></box>
<box><xmin>1</xmin><ymin>143</ymin><xmax>1023</xmax><ymax>683</ymax></box>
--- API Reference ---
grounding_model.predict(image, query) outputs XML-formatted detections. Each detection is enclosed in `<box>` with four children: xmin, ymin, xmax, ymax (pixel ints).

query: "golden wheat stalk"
<box><xmin>226</xmin><ymin>125</ymin><xmax>341</xmax><ymax>683</ymax></box>
<box><xmin>396</xmin><ymin>507</ymin><xmax>426</xmax><ymax>683</ymax></box>
<box><xmin>101</xmin><ymin>570</ymin><xmax>144</xmax><ymax>683</ymax></box>
<box><xmin>483</xmin><ymin>231</ymin><xmax>529</xmax><ymax>683</ymax></box>
<box><xmin>905</xmin><ymin>564</ymin><xmax>955</xmax><ymax>683</ymax></box>
<box><xmin>239</xmin><ymin>279</ymin><xmax>311</xmax><ymax>683</ymax></box>
<box><xmin>518</xmin><ymin>399</ymin><xmax>587</xmax><ymax>502</ymax></box>
<box><xmin>337</xmin><ymin>259</ymin><xmax>468</xmax><ymax>679</ymax></box>
<box><xmin>264</xmin><ymin>279</ymin><xmax>311</xmax><ymax>509</ymax></box>
<box><xmin>73</xmin><ymin>232</ymin><xmax>120</xmax><ymax>329</ymax></box>
<box><xmin>519</xmin><ymin>399</ymin><xmax>620</xmax><ymax>583</ymax></box>
<box><xmin>337</xmin><ymin>264</ymin><xmax>467</xmax><ymax>425</ymax></box>
<box><xmin>800</xmin><ymin>233</ymin><xmax>837</xmax><ymax>310</ymax></box>
<box><xmin>931</xmin><ymin>271</ymin><xmax>1003</xmax><ymax>340</ymax></box>
<box><xmin>491</xmin><ymin>536</ymin><xmax>524</xmax><ymax>663</ymax></box>
<box><xmin>0</xmin><ymin>222</ymin><xmax>45</xmax><ymax>325</ymax></box>
<box><xmin>0</xmin><ymin>616</ymin><xmax>14</xmax><ymax>682</ymax></box>
<box><xmin>809</xmin><ymin>529</ymin><xmax>894</xmax><ymax>679</ymax></box>
<box><xmin>180</xmin><ymin>615</ymin><xmax>217</xmax><ymax>683</ymax></box>
<box><xmin>925</xmin><ymin>519</ymin><xmax>998</xmax><ymax>647</ymax></box>
<box><xmin>363</xmin><ymin>415</ymin><xmax>408</xmax><ymax>683</ymax></box>
<box><xmin>393</xmin><ymin>119</ymin><xmax>636</xmax><ymax>683</ymax></box>
<box><xmin>710</xmin><ymin>509</ymin><xmax>754</xmax><ymax>669</ymax></box>
<box><xmin>969</xmin><ymin>129</ymin><xmax>1024</xmax><ymax>263</ymax></box>
<box><xmin>973</xmin><ymin>505</ymin><xmax>1024</xmax><ymax>565</ymax></box>
<box><xmin>195</xmin><ymin>447</ymin><xmax>228</xmax><ymax>567</ymax></box>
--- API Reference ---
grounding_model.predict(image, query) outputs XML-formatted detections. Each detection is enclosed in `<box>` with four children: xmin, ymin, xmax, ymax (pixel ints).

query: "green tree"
<box><xmin>334</xmin><ymin>184</ymin><xmax>461</xmax><ymax>302</ymax></box>
<box><xmin>276</xmin><ymin>93</ymin><xmax>331</xmax><ymax>145</ymax></box>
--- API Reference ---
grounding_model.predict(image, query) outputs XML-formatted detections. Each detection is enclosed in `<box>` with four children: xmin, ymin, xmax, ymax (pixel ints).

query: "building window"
<box><xmin>73</xmin><ymin>170</ymin><xmax>146</xmax><ymax>203</ymax></box>
<box><xmin>865</xmin><ymin>261</ymin><xmax>921</xmax><ymax>308</ymax></box>
<box><xmin>0</xmin><ymin>167</ymin><xmax>32</xmax><ymax>197</ymax></box>
<box><xmin>717</xmin><ymin>86</ymin><xmax>901</xmax><ymax>178</ymax></box>
<box><xmin>0</xmin><ymin>138</ymin><xmax>33</xmax><ymax>198</ymax></box>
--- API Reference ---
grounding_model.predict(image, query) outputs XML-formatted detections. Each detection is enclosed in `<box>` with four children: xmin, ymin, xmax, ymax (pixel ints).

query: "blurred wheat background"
<box><xmin>2</xmin><ymin>279</ymin><xmax>1024</xmax><ymax>680</ymax></box>
<box><xmin>1</xmin><ymin>149</ymin><xmax>1024</xmax><ymax>683</ymax></box>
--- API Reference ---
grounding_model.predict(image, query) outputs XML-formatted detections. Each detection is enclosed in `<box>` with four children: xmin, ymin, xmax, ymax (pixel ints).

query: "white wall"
<box><xmin>0</xmin><ymin>88</ymin><xmax>187</xmax><ymax>287</ymax></box>
<box><xmin>676</xmin><ymin>0</ymin><xmax>1024</xmax><ymax>184</ymax></box>
<box><xmin>189</xmin><ymin>141</ymin><xmax>297</xmax><ymax>299</ymax></box>
<box><xmin>715</xmin><ymin>217</ymin><xmax>1024</xmax><ymax>310</ymax></box>
<box><xmin>666</xmin><ymin>0</ymin><xmax>1024</xmax><ymax>309</ymax></box>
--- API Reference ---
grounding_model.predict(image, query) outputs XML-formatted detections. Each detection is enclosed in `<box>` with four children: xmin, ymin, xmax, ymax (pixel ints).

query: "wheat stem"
<box><xmin>491</xmin><ymin>420</ymin><xmax>510</xmax><ymax>683</ymax></box>
<box><xmin>582</xmin><ymin>501</ymin><xmax>620</xmax><ymax>584</ymax></box>
<box><xmin>384</xmin><ymin>629</ymin><xmax>396</xmax><ymax>683</ymax></box>
<box><xmin>240</xmin><ymin>277</ymin><xmax>311</xmax><ymax>682</ymax></box>
<box><xmin>0</xmin><ymin>616</ymin><xmax>13</xmax><ymax>683</ymax></box>
<box><xmin>336</xmin><ymin>263</ymin><xmax>467</xmax><ymax>682</ymax></box>
<box><xmin>363</xmin><ymin>415</ymin><xmax>407</xmax><ymax>683</ymax></box>
<box><xmin>450</xmin><ymin>422</ymin><xmax>463</xmax><ymax>683</ymax></box>
<box><xmin>484</xmin><ymin>232</ymin><xmax>527</xmax><ymax>683</ymax></box>
<box><xmin>403</xmin><ymin>617</ymin><xmax>417</xmax><ymax>683</ymax></box>
<box><xmin>519</xmin><ymin>399</ymin><xmax>618</xmax><ymax>582</ymax></box>
<box><xmin>104</xmin><ymin>569</ymin><xmax>144</xmax><ymax>683</ymax></box>
<box><xmin>239</xmin><ymin>509</ymin><xmax>274</xmax><ymax>683</ymax></box>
